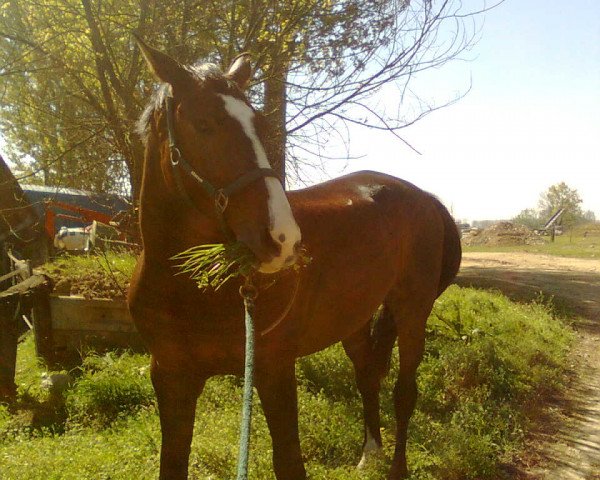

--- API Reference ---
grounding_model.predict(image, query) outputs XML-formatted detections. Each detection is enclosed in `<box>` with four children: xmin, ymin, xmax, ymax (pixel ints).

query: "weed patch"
<box><xmin>65</xmin><ymin>352</ymin><xmax>154</xmax><ymax>427</ymax></box>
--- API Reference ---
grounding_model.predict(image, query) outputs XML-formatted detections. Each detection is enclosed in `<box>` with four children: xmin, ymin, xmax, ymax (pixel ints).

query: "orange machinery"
<box><xmin>43</xmin><ymin>200</ymin><xmax>115</xmax><ymax>240</ymax></box>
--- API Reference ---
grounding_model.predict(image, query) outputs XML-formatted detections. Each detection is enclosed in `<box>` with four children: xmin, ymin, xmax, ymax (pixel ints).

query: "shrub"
<box><xmin>65</xmin><ymin>351</ymin><xmax>155</xmax><ymax>427</ymax></box>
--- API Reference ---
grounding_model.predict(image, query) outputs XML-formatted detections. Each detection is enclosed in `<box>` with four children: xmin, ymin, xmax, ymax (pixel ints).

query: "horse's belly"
<box><xmin>292</xmin><ymin>256</ymin><xmax>396</xmax><ymax>357</ymax></box>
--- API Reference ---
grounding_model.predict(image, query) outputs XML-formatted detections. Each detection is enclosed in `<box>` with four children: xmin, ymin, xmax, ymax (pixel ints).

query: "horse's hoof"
<box><xmin>356</xmin><ymin>446</ymin><xmax>384</xmax><ymax>470</ymax></box>
<box><xmin>387</xmin><ymin>465</ymin><xmax>409</xmax><ymax>479</ymax></box>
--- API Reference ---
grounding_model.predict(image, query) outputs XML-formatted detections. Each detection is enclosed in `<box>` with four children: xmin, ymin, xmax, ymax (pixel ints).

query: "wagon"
<box><xmin>39</xmin><ymin>294</ymin><xmax>145</xmax><ymax>364</ymax></box>
<box><xmin>0</xmin><ymin>266</ymin><xmax>144</xmax><ymax>399</ymax></box>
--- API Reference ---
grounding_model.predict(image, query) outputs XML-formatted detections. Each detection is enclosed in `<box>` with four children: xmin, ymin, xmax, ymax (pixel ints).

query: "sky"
<box><xmin>319</xmin><ymin>0</ymin><xmax>600</xmax><ymax>223</ymax></box>
<box><xmin>1</xmin><ymin>0</ymin><xmax>598</xmax><ymax>223</ymax></box>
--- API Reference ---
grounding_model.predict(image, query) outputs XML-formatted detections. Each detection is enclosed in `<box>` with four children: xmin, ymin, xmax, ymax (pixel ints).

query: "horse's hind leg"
<box><xmin>151</xmin><ymin>357</ymin><xmax>206</xmax><ymax>480</ymax></box>
<box><xmin>342</xmin><ymin>308</ymin><xmax>396</xmax><ymax>468</ymax></box>
<box><xmin>384</xmin><ymin>291</ymin><xmax>436</xmax><ymax>480</ymax></box>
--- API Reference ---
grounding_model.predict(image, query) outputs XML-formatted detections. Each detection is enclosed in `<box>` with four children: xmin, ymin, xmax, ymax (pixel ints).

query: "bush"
<box><xmin>65</xmin><ymin>351</ymin><xmax>155</xmax><ymax>427</ymax></box>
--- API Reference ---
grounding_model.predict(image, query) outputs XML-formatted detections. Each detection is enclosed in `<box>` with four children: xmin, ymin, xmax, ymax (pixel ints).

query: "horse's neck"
<box><xmin>138</xmin><ymin>143</ymin><xmax>222</xmax><ymax>263</ymax></box>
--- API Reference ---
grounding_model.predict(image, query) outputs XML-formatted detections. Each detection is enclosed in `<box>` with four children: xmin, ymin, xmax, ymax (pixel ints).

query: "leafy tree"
<box><xmin>512</xmin><ymin>208</ymin><xmax>540</xmax><ymax>229</ymax></box>
<box><xmin>538</xmin><ymin>182</ymin><xmax>584</xmax><ymax>228</ymax></box>
<box><xmin>1</xmin><ymin>0</ymin><xmax>497</xmax><ymax>198</ymax></box>
<box><xmin>205</xmin><ymin>0</ymin><xmax>496</xmax><ymax>183</ymax></box>
<box><xmin>0</xmin><ymin>0</ymin><xmax>150</xmax><ymax>197</ymax></box>
<box><xmin>582</xmin><ymin>210</ymin><xmax>596</xmax><ymax>223</ymax></box>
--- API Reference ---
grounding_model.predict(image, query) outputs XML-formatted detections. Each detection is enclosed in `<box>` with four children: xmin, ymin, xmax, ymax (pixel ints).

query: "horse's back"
<box><xmin>289</xmin><ymin>170</ymin><xmax>461</xmax><ymax>297</ymax></box>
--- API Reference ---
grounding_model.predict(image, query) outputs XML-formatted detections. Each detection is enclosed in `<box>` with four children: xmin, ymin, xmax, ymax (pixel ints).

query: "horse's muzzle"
<box><xmin>257</xmin><ymin>240</ymin><xmax>302</xmax><ymax>274</ymax></box>
<box><xmin>237</xmin><ymin>226</ymin><xmax>301</xmax><ymax>274</ymax></box>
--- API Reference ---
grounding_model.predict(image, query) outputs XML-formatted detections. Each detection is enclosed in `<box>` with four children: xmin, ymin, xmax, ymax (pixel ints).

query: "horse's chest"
<box><xmin>130</xmin><ymin>274</ymin><xmax>247</xmax><ymax>371</ymax></box>
<box><xmin>138</xmin><ymin>311</ymin><xmax>247</xmax><ymax>375</ymax></box>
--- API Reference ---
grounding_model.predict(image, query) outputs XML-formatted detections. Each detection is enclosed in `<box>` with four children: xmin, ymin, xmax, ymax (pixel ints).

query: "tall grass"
<box><xmin>0</xmin><ymin>286</ymin><xmax>573</xmax><ymax>479</ymax></box>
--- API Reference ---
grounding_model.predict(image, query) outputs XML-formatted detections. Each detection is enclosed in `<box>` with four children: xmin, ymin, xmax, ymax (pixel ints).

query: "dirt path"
<box><xmin>457</xmin><ymin>252</ymin><xmax>600</xmax><ymax>480</ymax></box>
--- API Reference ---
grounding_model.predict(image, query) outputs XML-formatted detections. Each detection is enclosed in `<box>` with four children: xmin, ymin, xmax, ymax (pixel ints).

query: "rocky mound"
<box><xmin>462</xmin><ymin>222</ymin><xmax>545</xmax><ymax>247</ymax></box>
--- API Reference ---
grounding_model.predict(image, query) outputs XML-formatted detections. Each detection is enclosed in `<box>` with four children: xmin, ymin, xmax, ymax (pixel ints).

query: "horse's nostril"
<box><xmin>293</xmin><ymin>241</ymin><xmax>302</xmax><ymax>254</ymax></box>
<box><xmin>263</xmin><ymin>228</ymin><xmax>282</xmax><ymax>257</ymax></box>
<box><xmin>278</xmin><ymin>233</ymin><xmax>286</xmax><ymax>244</ymax></box>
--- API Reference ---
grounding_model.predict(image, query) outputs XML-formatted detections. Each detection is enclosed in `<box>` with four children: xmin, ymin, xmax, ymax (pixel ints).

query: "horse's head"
<box><xmin>136</xmin><ymin>38</ymin><xmax>301</xmax><ymax>274</ymax></box>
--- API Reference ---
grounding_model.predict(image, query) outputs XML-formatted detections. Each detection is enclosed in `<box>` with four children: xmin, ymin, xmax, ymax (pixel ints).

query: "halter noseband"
<box><xmin>164</xmin><ymin>95</ymin><xmax>280</xmax><ymax>237</ymax></box>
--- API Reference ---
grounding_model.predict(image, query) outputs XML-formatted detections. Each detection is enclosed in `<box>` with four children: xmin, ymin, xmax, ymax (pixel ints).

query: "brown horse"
<box><xmin>128</xmin><ymin>38</ymin><xmax>461</xmax><ymax>480</ymax></box>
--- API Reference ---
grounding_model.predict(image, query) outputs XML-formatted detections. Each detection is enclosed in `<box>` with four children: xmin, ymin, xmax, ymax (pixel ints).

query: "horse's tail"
<box><xmin>433</xmin><ymin>197</ymin><xmax>462</xmax><ymax>296</ymax></box>
<box><xmin>371</xmin><ymin>305</ymin><xmax>397</xmax><ymax>378</ymax></box>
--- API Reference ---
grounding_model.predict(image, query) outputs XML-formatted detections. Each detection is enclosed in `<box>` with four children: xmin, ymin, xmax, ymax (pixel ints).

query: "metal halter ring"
<box><xmin>170</xmin><ymin>146</ymin><xmax>182</xmax><ymax>166</ymax></box>
<box><xmin>214</xmin><ymin>189</ymin><xmax>229</xmax><ymax>213</ymax></box>
<box><xmin>239</xmin><ymin>276</ymin><xmax>258</xmax><ymax>301</ymax></box>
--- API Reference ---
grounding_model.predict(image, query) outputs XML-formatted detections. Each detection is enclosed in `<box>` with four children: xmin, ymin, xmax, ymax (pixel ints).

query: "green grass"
<box><xmin>39</xmin><ymin>251</ymin><xmax>137</xmax><ymax>298</ymax></box>
<box><xmin>463</xmin><ymin>222</ymin><xmax>600</xmax><ymax>258</ymax></box>
<box><xmin>0</xmin><ymin>286</ymin><xmax>573</xmax><ymax>479</ymax></box>
<box><xmin>42</xmin><ymin>251</ymin><xmax>137</xmax><ymax>281</ymax></box>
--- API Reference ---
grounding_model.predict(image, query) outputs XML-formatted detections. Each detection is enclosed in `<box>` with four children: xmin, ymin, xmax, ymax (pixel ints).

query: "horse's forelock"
<box><xmin>187</xmin><ymin>62</ymin><xmax>222</xmax><ymax>80</ymax></box>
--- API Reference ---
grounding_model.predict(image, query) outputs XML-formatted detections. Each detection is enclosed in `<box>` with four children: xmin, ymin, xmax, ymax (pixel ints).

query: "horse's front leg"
<box><xmin>151</xmin><ymin>356</ymin><xmax>206</xmax><ymax>480</ymax></box>
<box><xmin>256</xmin><ymin>361</ymin><xmax>307</xmax><ymax>480</ymax></box>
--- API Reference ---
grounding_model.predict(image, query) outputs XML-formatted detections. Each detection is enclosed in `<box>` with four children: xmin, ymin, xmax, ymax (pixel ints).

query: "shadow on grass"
<box><xmin>455</xmin><ymin>268</ymin><xmax>600</xmax><ymax>332</ymax></box>
<box><xmin>4</xmin><ymin>391</ymin><xmax>68</xmax><ymax>436</ymax></box>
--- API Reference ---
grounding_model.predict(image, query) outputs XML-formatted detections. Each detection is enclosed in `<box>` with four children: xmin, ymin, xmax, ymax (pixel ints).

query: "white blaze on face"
<box><xmin>219</xmin><ymin>94</ymin><xmax>301</xmax><ymax>273</ymax></box>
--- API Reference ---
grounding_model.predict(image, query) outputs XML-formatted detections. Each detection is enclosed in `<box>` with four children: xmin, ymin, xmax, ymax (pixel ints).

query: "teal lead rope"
<box><xmin>236</xmin><ymin>277</ymin><xmax>258</xmax><ymax>480</ymax></box>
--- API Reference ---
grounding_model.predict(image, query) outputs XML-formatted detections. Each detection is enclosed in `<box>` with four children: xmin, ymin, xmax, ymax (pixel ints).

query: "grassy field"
<box><xmin>0</xmin><ymin>286</ymin><xmax>573</xmax><ymax>479</ymax></box>
<box><xmin>463</xmin><ymin>223</ymin><xmax>600</xmax><ymax>258</ymax></box>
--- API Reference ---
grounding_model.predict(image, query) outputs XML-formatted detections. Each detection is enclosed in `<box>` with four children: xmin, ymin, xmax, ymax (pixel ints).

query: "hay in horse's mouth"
<box><xmin>173</xmin><ymin>242</ymin><xmax>311</xmax><ymax>291</ymax></box>
<box><xmin>172</xmin><ymin>242</ymin><xmax>257</xmax><ymax>291</ymax></box>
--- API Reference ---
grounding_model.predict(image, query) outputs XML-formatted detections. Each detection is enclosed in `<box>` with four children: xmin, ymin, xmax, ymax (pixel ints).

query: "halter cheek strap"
<box><xmin>164</xmin><ymin>96</ymin><xmax>280</xmax><ymax>236</ymax></box>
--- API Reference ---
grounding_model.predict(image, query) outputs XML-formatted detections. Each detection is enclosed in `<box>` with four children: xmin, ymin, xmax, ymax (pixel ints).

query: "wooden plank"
<box><xmin>0</xmin><ymin>274</ymin><xmax>50</xmax><ymax>301</ymax></box>
<box><xmin>32</xmin><ymin>282</ymin><xmax>55</xmax><ymax>364</ymax></box>
<box><xmin>0</xmin><ymin>299</ymin><xmax>19</xmax><ymax>400</ymax></box>
<box><xmin>0</xmin><ymin>273</ymin><xmax>51</xmax><ymax>396</ymax></box>
<box><xmin>48</xmin><ymin>296</ymin><xmax>144</xmax><ymax>359</ymax></box>
<box><xmin>49</xmin><ymin>295</ymin><xmax>135</xmax><ymax>333</ymax></box>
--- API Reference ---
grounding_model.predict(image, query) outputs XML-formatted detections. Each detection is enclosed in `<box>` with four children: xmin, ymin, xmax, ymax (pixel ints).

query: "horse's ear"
<box><xmin>226</xmin><ymin>53</ymin><xmax>253</xmax><ymax>90</ymax></box>
<box><xmin>133</xmin><ymin>33</ymin><xmax>189</xmax><ymax>88</ymax></box>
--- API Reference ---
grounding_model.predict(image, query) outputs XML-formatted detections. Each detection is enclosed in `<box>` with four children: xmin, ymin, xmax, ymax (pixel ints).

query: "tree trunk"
<box><xmin>262</xmin><ymin>66</ymin><xmax>288</xmax><ymax>186</ymax></box>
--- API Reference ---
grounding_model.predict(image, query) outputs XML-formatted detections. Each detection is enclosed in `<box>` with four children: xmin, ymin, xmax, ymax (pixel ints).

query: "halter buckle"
<box><xmin>214</xmin><ymin>189</ymin><xmax>229</xmax><ymax>213</ymax></box>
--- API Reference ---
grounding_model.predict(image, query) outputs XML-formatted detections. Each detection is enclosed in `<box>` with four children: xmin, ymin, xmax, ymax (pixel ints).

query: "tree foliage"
<box><xmin>537</xmin><ymin>182</ymin><xmax>583</xmax><ymax>221</ymax></box>
<box><xmin>511</xmin><ymin>208</ymin><xmax>540</xmax><ymax>230</ymax></box>
<box><xmin>0</xmin><ymin>0</ymin><xmax>148</xmax><ymax>196</ymax></box>
<box><xmin>1</xmin><ymin>0</ymin><xmax>495</xmax><ymax>198</ymax></box>
<box><xmin>513</xmin><ymin>182</ymin><xmax>587</xmax><ymax>229</ymax></box>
